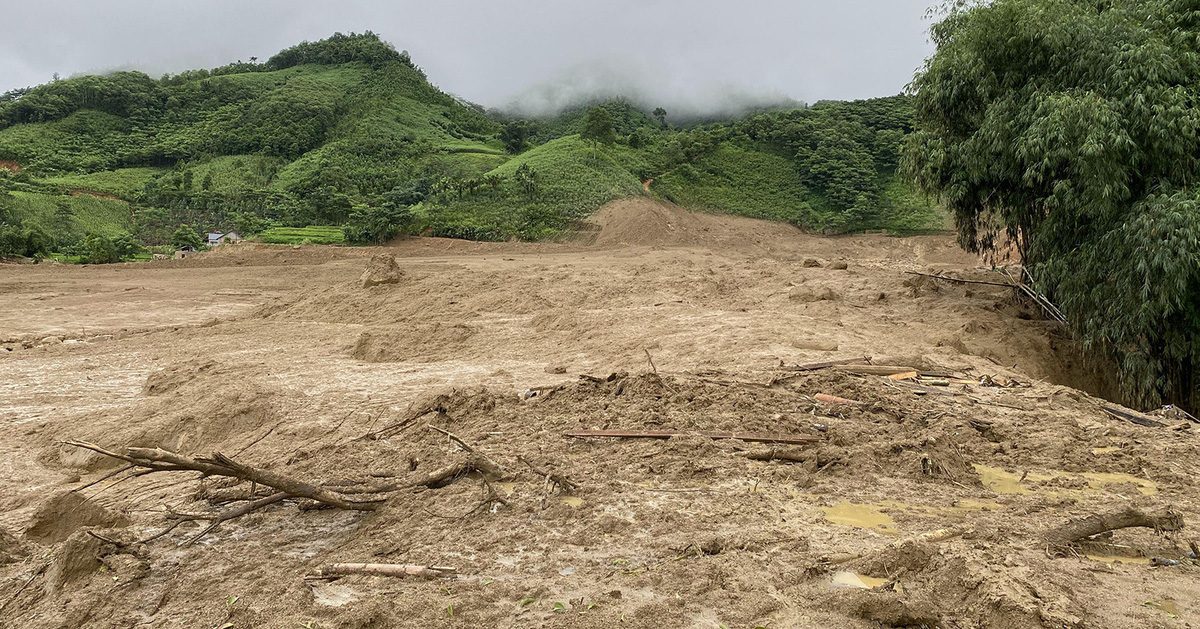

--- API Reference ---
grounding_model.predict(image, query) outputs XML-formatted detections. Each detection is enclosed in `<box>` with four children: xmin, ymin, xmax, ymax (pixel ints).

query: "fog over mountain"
<box><xmin>1</xmin><ymin>0</ymin><xmax>936</xmax><ymax>115</ymax></box>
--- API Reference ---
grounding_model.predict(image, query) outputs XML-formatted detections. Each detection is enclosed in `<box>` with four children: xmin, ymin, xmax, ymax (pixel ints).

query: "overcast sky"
<box><xmin>0</xmin><ymin>0</ymin><xmax>936</xmax><ymax>115</ymax></box>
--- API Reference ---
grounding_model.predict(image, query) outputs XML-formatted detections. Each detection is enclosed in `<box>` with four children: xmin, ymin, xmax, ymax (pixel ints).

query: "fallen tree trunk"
<box><xmin>1043</xmin><ymin>506</ymin><xmax>1183</xmax><ymax>548</ymax></box>
<box><xmin>316</xmin><ymin>563</ymin><xmax>457</xmax><ymax>579</ymax></box>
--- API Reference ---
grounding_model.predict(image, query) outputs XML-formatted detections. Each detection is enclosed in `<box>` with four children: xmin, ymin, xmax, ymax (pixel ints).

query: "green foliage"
<box><xmin>78</xmin><ymin>231</ymin><xmax>140</xmax><ymax>263</ymax></box>
<box><xmin>258</xmin><ymin>225</ymin><xmax>345</xmax><ymax>245</ymax></box>
<box><xmin>342</xmin><ymin>198</ymin><xmax>415</xmax><ymax>244</ymax></box>
<box><xmin>907</xmin><ymin>0</ymin><xmax>1200</xmax><ymax>409</ymax></box>
<box><xmin>169</xmin><ymin>224</ymin><xmax>204</xmax><ymax>250</ymax></box>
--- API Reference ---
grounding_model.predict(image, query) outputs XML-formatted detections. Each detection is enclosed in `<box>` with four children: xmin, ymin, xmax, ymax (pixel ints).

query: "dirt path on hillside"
<box><xmin>0</xmin><ymin>199</ymin><xmax>1195</xmax><ymax>628</ymax></box>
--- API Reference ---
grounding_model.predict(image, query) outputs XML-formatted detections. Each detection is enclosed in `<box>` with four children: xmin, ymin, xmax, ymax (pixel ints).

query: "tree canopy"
<box><xmin>580</xmin><ymin>106</ymin><xmax>616</xmax><ymax>158</ymax></box>
<box><xmin>906</xmin><ymin>0</ymin><xmax>1200</xmax><ymax>410</ymax></box>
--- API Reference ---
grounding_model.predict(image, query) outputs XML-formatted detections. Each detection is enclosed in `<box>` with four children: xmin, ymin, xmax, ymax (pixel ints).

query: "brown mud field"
<box><xmin>1</xmin><ymin>199</ymin><xmax>1197</xmax><ymax>628</ymax></box>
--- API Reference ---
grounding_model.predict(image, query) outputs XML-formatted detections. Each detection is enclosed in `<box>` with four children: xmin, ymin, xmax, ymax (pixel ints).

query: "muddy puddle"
<box><xmin>973</xmin><ymin>464</ymin><xmax>1156</xmax><ymax>495</ymax></box>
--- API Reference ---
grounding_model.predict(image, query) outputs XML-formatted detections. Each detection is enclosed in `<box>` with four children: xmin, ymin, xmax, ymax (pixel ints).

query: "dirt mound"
<box><xmin>25</xmin><ymin>492</ymin><xmax>129</xmax><ymax>544</ymax></box>
<box><xmin>585</xmin><ymin>198</ymin><xmax>804</xmax><ymax>251</ymax></box>
<box><xmin>359</xmin><ymin>253</ymin><xmax>404</xmax><ymax>288</ymax></box>
<box><xmin>350</xmin><ymin>323</ymin><xmax>477</xmax><ymax>363</ymax></box>
<box><xmin>51</xmin><ymin>360</ymin><xmax>287</xmax><ymax>470</ymax></box>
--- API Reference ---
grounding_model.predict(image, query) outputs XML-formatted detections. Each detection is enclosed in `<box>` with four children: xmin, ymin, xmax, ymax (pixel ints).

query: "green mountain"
<box><xmin>0</xmin><ymin>32</ymin><xmax>943</xmax><ymax>260</ymax></box>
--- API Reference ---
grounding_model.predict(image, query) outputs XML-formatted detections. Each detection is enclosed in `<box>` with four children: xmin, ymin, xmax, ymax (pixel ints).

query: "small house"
<box><xmin>206</xmin><ymin>231</ymin><xmax>243</xmax><ymax>247</ymax></box>
<box><xmin>173</xmin><ymin>246</ymin><xmax>197</xmax><ymax>260</ymax></box>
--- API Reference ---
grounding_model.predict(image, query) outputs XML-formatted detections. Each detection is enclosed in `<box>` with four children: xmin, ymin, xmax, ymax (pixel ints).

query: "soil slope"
<box><xmin>0</xmin><ymin>199</ymin><xmax>1196</xmax><ymax>628</ymax></box>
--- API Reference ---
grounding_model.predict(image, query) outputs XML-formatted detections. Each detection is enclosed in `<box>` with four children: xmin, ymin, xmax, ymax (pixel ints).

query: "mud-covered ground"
<box><xmin>1</xmin><ymin>200</ymin><xmax>1196</xmax><ymax>628</ymax></box>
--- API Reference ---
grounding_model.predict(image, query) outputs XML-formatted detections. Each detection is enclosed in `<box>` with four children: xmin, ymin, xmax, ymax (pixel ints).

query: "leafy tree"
<box><xmin>652</xmin><ymin>107</ymin><xmax>668</xmax><ymax>129</ymax></box>
<box><xmin>500</xmin><ymin>121</ymin><xmax>532</xmax><ymax>154</ymax></box>
<box><xmin>513</xmin><ymin>163</ymin><xmax>539</xmax><ymax>198</ymax></box>
<box><xmin>906</xmin><ymin>0</ymin><xmax>1200</xmax><ymax>410</ymax></box>
<box><xmin>580</xmin><ymin>107</ymin><xmax>616</xmax><ymax>159</ymax></box>
<box><xmin>231</xmin><ymin>211</ymin><xmax>267</xmax><ymax>237</ymax></box>
<box><xmin>170</xmin><ymin>224</ymin><xmax>204</xmax><ymax>250</ymax></box>
<box><xmin>342</xmin><ymin>201</ymin><xmax>414</xmax><ymax>244</ymax></box>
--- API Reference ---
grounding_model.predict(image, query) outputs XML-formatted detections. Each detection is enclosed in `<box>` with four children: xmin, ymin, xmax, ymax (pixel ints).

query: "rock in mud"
<box><xmin>802</xmin><ymin>258</ymin><xmax>823</xmax><ymax>268</ymax></box>
<box><xmin>100</xmin><ymin>552</ymin><xmax>151</xmax><ymax>581</ymax></box>
<box><xmin>830</xmin><ymin>261</ymin><xmax>849</xmax><ymax>270</ymax></box>
<box><xmin>0</xmin><ymin>525</ymin><xmax>29</xmax><ymax>564</ymax></box>
<box><xmin>25</xmin><ymin>491</ymin><xmax>130</xmax><ymax>544</ymax></box>
<box><xmin>360</xmin><ymin>253</ymin><xmax>404</xmax><ymax>288</ymax></box>
<box><xmin>46</xmin><ymin>530</ymin><xmax>103</xmax><ymax>591</ymax></box>
<box><xmin>788</xmin><ymin>287</ymin><xmax>839</xmax><ymax>303</ymax></box>
<box><xmin>544</xmin><ymin>364</ymin><xmax>568</xmax><ymax>374</ymax></box>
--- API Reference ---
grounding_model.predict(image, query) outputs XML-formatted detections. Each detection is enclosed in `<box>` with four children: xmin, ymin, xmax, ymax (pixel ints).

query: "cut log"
<box><xmin>790</xmin><ymin>357</ymin><xmax>872</xmax><ymax>372</ymax></box>
<box><xmin>565</xmin><ymin>429</ymin><xmax>820</xmax><ymax>445</ymax></box>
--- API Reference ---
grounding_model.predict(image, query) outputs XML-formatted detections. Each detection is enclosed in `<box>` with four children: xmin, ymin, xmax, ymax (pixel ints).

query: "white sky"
<box><xmin>0</xmin><ymin>0</ymin><xmax>937</xmax><ymax>113</ymax></box>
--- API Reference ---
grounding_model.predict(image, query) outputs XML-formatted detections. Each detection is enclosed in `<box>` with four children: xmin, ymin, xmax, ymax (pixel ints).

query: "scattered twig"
<box><xmin>565</xmin><ymin>429</ymin><xmax>820</xmax><ymax>445</ymax></box>
<box><xmin>314</xmin><ymin>563</ymin><xmax>457</xmax><ymax>579</ymax></box>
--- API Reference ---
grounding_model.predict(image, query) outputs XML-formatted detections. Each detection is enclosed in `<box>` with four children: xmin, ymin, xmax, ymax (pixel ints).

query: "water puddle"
<box><xmin>1091</xmin><ymin>446</ymin><xmax>1119</xmax><ymax>455</ymax></box>
<box><xmin>830</xmin><ymin>571</ymin><xmax>887</xmax><ymax>589</ymax></box>
<box><xmin>497</xmin><ymin>481</ymin><xmax>519</xmax><ymax>495</ymax></box>
<box><xmin>821</xmin><ymin>501</ymin><xmax>898</xmax><ymax>534</ymax></box>
<box><xmin>973</xmin><ymin>465</ymin><xmax>1156</xmax><ymax>496</ymax></box>
<box><xmin>1145</xmin><ymin>600</ymin><xmax>1180</xmax><ymax>616</ymax></box>
<box><xmin>561</xmin><ymin>496</ymin><xmax>584</xmax><ymax>507</ymax></box>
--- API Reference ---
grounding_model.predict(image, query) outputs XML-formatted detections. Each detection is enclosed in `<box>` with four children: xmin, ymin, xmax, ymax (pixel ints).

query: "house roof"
<box><xmin>207</xmin><ymin>233</ymin><xmax>223</xmax><ymax>240</ymax></box>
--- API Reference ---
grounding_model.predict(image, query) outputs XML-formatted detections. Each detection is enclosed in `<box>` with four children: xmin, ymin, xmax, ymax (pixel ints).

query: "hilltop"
<box><xmin>0</xmin><ymin>32</ymin><xmax>942</xmax><ymax>260</ymax></box>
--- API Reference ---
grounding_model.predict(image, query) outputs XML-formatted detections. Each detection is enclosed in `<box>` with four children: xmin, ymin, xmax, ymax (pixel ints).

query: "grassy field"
<box><xmin>258</xmin><ymin>225</ymin><xmax>345</xmax><ymax>245</ymax></box>
<box><xmin>40</xmin><ymin>167</ymin><xmax>166</xmax><ymax>199</ymax></box>
<box><xmin>7</xmin><ymin>191</ymin><xmax>133</xmax><ymax>238</ymax></box>
<box><xmin>651</xmin><ymin>146</ymin><xmax>817</xmax><ymax>226</ymax></box>
<box><xmin>420</xmin><ymin>136</ymin><xmax>647</xmax><ymax>240</ymax></box>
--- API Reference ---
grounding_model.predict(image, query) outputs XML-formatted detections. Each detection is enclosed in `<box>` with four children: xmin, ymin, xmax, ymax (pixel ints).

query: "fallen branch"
<box><xmin>315</xmin><ymin>563</ymin><xmax>457</xmax><ymax>579</ymax></box>
<box><xmin>565</xmin><ymin>429</ymin><xmax>820</xmax><ymax>445</ymax></box>
<box><xmin>1043</xmin><ymin>506</ymin><xmax>1184</xmax><ymax>548</ymax></box>
<box><xmin>61</xmin><ymin>441</ymin><xmax>386</xmax><ymax>512</ymax></box>
<box><xmin>904</xmin><ymin>270</ymin><xmax>1014</xmax><ymax>288</ymax></box>
<box><xmin>517</xmin><ymin>455</ymin><xmax>579</xmax><ymax>493</ymax></box>
<box><xmin>742</xmin><ymin>448</ymin><xmax>814</xmax><ymax>463</ymax></box>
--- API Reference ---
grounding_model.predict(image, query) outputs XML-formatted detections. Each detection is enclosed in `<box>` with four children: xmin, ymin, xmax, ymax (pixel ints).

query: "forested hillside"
<box><xmin>0</xmin><ymin>32</ymin><xmax>941</xmax><ymax>260</ymax></box>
